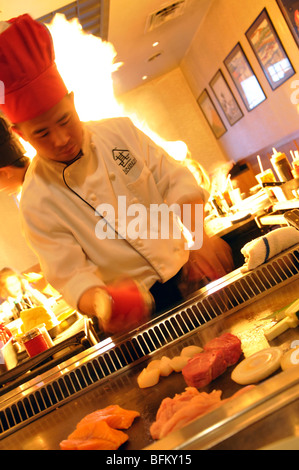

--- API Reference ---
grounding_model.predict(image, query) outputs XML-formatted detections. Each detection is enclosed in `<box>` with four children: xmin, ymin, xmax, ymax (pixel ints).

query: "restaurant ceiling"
<box><xmin>0</xmin><ymin>0</ymin><xmax>214</xmax><ymax>95</ymax></box>
<box><xmin>108</xmin><ymin>0</ymin><xmax>214</xmax><ymax>95</ymax></box>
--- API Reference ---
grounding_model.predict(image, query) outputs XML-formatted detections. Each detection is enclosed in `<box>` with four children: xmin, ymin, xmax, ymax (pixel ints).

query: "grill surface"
<box><xmin>1</xmin><ymin>244</ymin><xmax>299</xmax><ymax>439</ymax></box>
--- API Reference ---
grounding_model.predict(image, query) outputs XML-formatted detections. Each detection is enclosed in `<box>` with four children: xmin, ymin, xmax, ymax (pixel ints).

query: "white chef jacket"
<box><xmin>20</xmin><ymin>117</ymin><xmax>207</xmax><ymax>309</ymax></box>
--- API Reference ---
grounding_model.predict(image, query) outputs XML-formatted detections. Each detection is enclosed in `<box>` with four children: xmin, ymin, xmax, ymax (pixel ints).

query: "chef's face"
<box><xmin>15</xmin><ymin>93</ymin><xmax>83</xmax><ymax>163</ymax></box>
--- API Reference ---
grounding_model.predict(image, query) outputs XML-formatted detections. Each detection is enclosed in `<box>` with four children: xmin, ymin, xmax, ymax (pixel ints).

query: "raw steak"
<box><xmin>182</xmin><ymin>333</ymin><xmax>242</xmax><ymax>388</ymax></box>
<box><xmin>204</xmin><ymin>332</ymin><xmax>242</xmax><ymax>366</ymax></box>
<box><xmin>182</xmin><ymin>349</ymin><xmax>228</xmax><ymax>388</ymax></box>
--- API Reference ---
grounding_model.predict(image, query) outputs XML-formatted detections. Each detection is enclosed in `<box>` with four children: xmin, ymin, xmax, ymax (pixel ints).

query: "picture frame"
<box><xmin>224</xmin><ymin>42</ymin><xmax>266</xmax><ymax>112</ymax></box>
<box><xmin>276</xmin><ymin>0</ymin><xmax>299</xmax><ymax>47</ymax></box>
<box><xmin>209</xmin><ymin>69</ymin><xmax>244</xmax><ymax>126</ymax></box>
<box><xmin>246</xmin><ymin>8</ymin><xmax>295</xmax><ymax>90</ymax></box>
<box><xmin>197</xmin><ymin>89</ymin><xmax>227</xmax><ymax>139</ymax></box>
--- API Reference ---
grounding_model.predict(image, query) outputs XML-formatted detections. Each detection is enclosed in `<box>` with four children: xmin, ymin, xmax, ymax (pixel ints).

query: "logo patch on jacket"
<box><xmin>112</xmin><ymin>148</ymin><xmax>136</xmax><ymax>174</ymax></box>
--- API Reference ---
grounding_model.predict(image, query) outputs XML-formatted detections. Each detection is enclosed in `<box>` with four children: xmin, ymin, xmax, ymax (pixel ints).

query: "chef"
<box><xmin>0</xmin><ymin>116</ymin><xmax>29</xmax><ymax>196</ymax></box>
<box><xmin>0</xmin><ymin>14</ymin><xmax>233</xmax><ymax>335</ymax></box>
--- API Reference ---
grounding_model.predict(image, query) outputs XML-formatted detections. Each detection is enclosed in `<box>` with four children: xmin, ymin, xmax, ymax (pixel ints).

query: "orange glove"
<box><xmin>94</xmin><ymin>279</ymin><xmax>154</xmax><ymax>334</ymax></box>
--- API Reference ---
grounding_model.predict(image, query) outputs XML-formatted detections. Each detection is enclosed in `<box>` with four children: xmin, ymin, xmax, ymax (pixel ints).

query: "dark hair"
<box><xmin>0</xmin><ymin>117</ymin><xmax>26</xmax><ymax>168</ymax></box>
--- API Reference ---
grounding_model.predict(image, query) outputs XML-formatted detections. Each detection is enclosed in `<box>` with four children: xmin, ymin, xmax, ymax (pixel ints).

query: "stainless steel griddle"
<box><xmin>1</xmin><ymin>244</ymin><xmax>299</xmax><ymax>450</ymax></box>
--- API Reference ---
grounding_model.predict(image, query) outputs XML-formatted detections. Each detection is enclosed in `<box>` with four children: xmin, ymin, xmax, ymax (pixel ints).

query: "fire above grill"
<box><xmin>1</xmin><ymin>243</ymin><xmax>299</xmax><ymax>442</ymax></box>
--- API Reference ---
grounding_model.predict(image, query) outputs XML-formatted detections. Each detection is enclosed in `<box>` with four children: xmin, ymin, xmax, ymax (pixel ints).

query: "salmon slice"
<box><xmin>77</xmin><ymin>405</ymin><xmax>140</xmax><ymax>429</ymax></box>
<box><xmin>60</xmin><ymin>420</ymin><xmax>128</xmax><ymax>450</ymax></box>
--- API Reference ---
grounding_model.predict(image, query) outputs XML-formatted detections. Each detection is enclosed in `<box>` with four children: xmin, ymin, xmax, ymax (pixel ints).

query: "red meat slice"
<box><xmin>203</xmin><ymin>332</ymin><xmax>242</xmax><ymax>366</ymax></box>
<box><xmin>182</xmin><ymin>349</ymin><xmax>227</xmax><ymax>388</ymax></box>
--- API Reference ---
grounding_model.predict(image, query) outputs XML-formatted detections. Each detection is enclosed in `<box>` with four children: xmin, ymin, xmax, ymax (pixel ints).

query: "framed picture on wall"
<box><xmin>197</xmin><ymin>89</ymin><xmax>227</xmax><ymax>139</ymax></box>
<box><xmin>246</xmin><ymin>9</ymin><xmax>295</xmax><ymax>90</ymax></box>
<box><xmin>276</xmin><ymin>0</ymin><xmax>299</xmax><ymax>47</ymax></box>
<box><xmin>209</xmin><ymin>69</ymin><xmax>244</xmax><ymax>126</ymax></box>
<box><xmin>224</xmin><ymin>43</ymin><xmax>266</xmax><ymax>112</ymax></box>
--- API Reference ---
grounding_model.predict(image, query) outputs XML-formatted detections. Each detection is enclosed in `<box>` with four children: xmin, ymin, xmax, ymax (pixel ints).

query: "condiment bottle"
<box><xmin>271</xmin><ymin>148</ymin><xmax>293</xmax><ymax>182</ymax></box>
<box><xmin>255</xmin><ymin>168</ymin><xmax>276</xmax><ymax>185</ymax></box>
<box><xmin>210</xmin><ymin>193</ymin><xmax>228</xmax><ymax>216</ymax></box>
<box><xmin>22</xmin><ymin>327</ymin><xmax>50</xmax><ymax>358</ymax></box>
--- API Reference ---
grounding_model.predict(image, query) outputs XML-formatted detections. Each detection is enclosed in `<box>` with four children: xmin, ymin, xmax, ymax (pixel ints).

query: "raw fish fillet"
<box><xmin>60</xmin><ymin>405</ymin><xmax>140</xmax><ymax>450</ymax></box>
<box><xmin>60</xmin><ymin>420</ymin><xmax>129</xmax><ymax>450</ymax></box>
<box><xmin>77</xmin><ymin>405</ymin><xmax>140</xmax><ymax>429</ymax></box>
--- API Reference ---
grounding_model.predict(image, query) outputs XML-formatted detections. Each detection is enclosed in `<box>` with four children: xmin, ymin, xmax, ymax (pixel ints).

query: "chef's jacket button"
<box><xmin>90</xmin><ymin>142</ymin><xmax>96</xmax><ymax>150</ymax></box>
<box><xmin>90</xmin><ymin>193</ymin><xmax>97</xmax><ymax>203</ymax></box>
<box><xmin>109</xmin><ymin>172</ymin><xmax>116</xmax><ymax>181</ymax></box>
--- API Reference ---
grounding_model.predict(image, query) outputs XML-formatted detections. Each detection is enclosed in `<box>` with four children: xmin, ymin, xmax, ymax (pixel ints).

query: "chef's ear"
<box><xmin>68</xmin><ymin>91</ymin><xmax>75</xmax><ymax>103</ymax></box>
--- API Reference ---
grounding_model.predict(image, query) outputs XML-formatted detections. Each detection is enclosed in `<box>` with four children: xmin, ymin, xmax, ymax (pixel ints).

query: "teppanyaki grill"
<box><xmin>1</xmin><ymin>243</ymin><xmax>299</xmax><ymax>450</ymax></box>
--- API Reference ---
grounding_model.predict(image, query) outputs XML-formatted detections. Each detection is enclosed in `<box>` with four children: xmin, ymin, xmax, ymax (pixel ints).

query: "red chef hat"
<box><xmin>0</xmin><ymin>14</ymin><xmax>68</xmax><ymax>123</ymax></box>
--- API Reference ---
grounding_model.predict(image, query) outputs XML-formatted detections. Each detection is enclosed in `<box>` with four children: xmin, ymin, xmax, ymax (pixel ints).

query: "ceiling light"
<box><xmin>152</xmin><ymin>41</ymin><xmax>159</xmax><ymax>47</ymax></box>
<box><xmin>142</xmin><ymin>75</ymin><xmax>148</xmax><ymax>81</ymax></box>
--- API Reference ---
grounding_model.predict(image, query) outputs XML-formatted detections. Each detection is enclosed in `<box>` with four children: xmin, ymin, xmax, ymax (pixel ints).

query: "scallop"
<box><xmin>159</xmin><ymin>356</ymin><xmax>174</xmax><ymax>376</ymax></box>
<box><xmin>180</xmin><ymin>345</ymin><xmax>203</xmax><ymax>358</ymax></box>
<box><xmin>170</xmin><ymin>355</ymin><xmax>189</xmax><ymax>372</ymax></box>
<box><xmin>146</xmin><ymin>360</ymin><xmax>161</xmax><ymax>371</ymax></box>
<box><xmin>137</xmin><ymin>367</ymin><xmax>160</xmax><ymax>388</ymax></box>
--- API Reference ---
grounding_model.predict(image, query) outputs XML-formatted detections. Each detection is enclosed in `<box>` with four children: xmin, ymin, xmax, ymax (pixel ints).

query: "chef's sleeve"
<box><xmin>19</xmin><ymin>211</ymin><xmax>104</xmax><ymax>310</ymax></box>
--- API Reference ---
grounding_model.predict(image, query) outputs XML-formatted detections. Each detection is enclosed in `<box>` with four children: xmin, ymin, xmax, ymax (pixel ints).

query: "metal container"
<box><xmin>1</xmin><ymin>243</ymin><xmax>299</xmax><ymax>450</ymax></box>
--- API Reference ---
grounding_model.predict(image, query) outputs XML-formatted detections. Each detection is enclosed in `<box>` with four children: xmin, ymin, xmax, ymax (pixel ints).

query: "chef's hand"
<box><xmin>179</xmin><ymin>198</ymin><xmax>234</xmax><ymax>282</ymax></box>
<box><xmin>185</xmin><ymin>232</ymin><xmax>234</xmax><ymax>282</ymax></box>
<box><xmin>78</xmin><ymin>279</ymin><xmax>154</xmax><ymax>334</ymax></box>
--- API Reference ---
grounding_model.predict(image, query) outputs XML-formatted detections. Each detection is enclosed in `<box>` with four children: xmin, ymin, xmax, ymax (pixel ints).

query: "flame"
<box><xmin>12</xmin><ymin>15</ymin><xmax>209</xmax><ymax>202</ymax></box>
<box><xmin>47</xmin><ymin>14</ymin><xmax>123</xmax><ymax>121</ymax></box>
<box><xmin>19</xmin><ymin>137</ymin><xmax>36</xmax><ymax>159</ymax></box>
<box><xmin>46</xmin><ymin>14</ymin><xmax>190</xmax><ymax>163</ymax></box>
